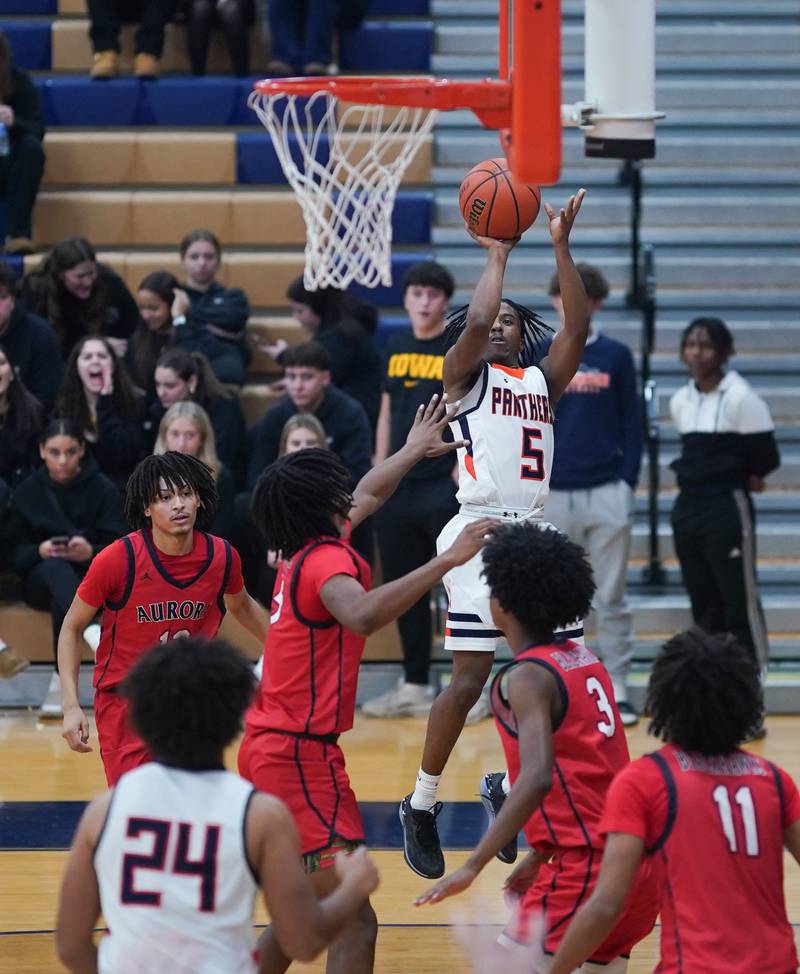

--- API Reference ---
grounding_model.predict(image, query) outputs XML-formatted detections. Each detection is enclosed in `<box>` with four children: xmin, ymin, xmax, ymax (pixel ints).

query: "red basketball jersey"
<box><xmin>490</xmin><ymin>641</ymin><xmax>630</xmax><ymax>851</ymax></box>
<box><xmin>602</xmin><ymin>745</ymin><xmax>800</xmax><ymax>974</ymax></box>
<box><xmin>246</xmin><ymin>537</ymin><xmax>371</xmax><ymax>738</ymax></box>
<box><xmin>78</xmin><ymin>530</ymin><xmax>240</xmax><ymax>690</ymax></box>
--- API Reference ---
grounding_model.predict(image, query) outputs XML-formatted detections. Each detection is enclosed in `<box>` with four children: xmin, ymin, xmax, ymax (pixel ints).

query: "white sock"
<box><xmin>612</xmin><ymin>680</ymin><xmax>628</xmax><ymax>704</ymax></box>
<box><xmin>410</xmin><ymin>768</ymin><xmax>441</xmax><ymax>811</ymax></box>
<box><xmin>0</xmin><ymin>642</ymin><xmax>8</xmax><ymax>652</ymax></box>
<box><xmin>501</xmin><ymin>772</ymin><xmax>511</xmax><ymax>796</ymax></box>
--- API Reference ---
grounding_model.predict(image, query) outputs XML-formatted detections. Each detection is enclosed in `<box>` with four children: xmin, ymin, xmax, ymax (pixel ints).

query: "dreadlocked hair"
<box><xmin>445</xmin><ymin>297</ymin><xmax>552</xmax><ymax>367</ymax></box>
<box><xmin>646</xmin><ymin>627</ymin><xmax>763</xmax><ymax>756</ymax></box>
<box><xmin>250</xmin><ymin>448</ymin><xmax>353</xmax><ymax>559</ymax></box>
<box><xmin>124</xmin><ymin>452</ymin><xmax>218</xmax><ymax>530</ymax></box>
<box><xmin>482</xmin><ymin>522</ymin><xmax>594</xmax><ymax>636</ymax></box>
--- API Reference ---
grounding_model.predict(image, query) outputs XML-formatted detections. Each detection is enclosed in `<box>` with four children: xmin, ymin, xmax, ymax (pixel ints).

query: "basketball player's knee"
<box><xmin>448</xmin><ymin>670</ymin><xmax>486</xmax><ymax>710</ymax></box>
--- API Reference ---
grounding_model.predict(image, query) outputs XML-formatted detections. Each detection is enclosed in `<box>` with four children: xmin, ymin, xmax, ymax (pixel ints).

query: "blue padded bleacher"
<box><xmin>351</xmin><ymin>252</ymin><xmax>432</xmax><ymax>307</ymax></box>
<box><xmin>0</xmin><ymin>21</ymin><xmax>50</xmax><ymax>70</ymax></box>
<box><xmin>0</xmin><ymin>256</ymin><xmax>26</xmax><ymax>278</ymax></box>
<box><xmin>340</xmin><ymin>23</ymin><xmax>432</xmax><ymax>73</ymax></box>
<box><xmin>0</xmin><ymin>0</ymin><xmax>55</xmax><ymax>10</ymax></box>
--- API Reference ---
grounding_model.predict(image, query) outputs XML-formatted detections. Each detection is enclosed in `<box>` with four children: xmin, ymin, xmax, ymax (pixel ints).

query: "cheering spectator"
<box><xmin>7</xmin><ymin>419</ymin><xmax>126</xmax><ymax>718</ymax></box>
<box><xmin>545</xmin><ymin>263</ymin><xmax>642</xmax><ymax>726</ymax></box>
<box><xmin>273</xmin><ymin>276</ymin><xmax>382</xmax><ymax>431</ymax></box>
<box><xmin>150</xmin><ymin>348</ymin><xmax>247</xmax><ymax>484</ymax></box>
<box><xmin>87</xmin><ymin>0</ymin><xmax>175</xmax><ymax>79</ymax></box>
<box><xmin>175</xmin><ymin>229</ymin><xmax>251</xmax><ymax>385</ymax></box>
<box><xmin>0</xmin><ymin>262</ymin><xmax>62</xmax><ymax>411</ymax></box>
<box><xmin>19</xmin><ymin>237</ymin><xmax>139</xmax><ymax>360</ymax></box>
<box><xmin>185</xmin><ymin>0</ymin><xmax>251</xmax><ymax>76</ymax></box>
<box><xmin>0</xmin><ymin>30</ymin><xmax>45</xmax><ymax>256</ymax></box>
<box><xmin>0</xmin><ymin>343</ymin><xmax>44</xmax><ymax>487</ymax></box>
<box><xmin>154</xmin><ymin>401</ymin><xmax>235</xmax><ymax>540</ymax></box>
<box><xmin>55</xmin><ymin>336</ymin><xmax>145</xmax><ymax>491</ymax></box>
<box><xmin>670</xmin><ymin>317</ymin><xmax>780</xmax><ymax>683</ymax></box>
<box><xmin>127</xmin><ymin>271</ymin><xmax>187</xmax><ymax>392</ymax></box>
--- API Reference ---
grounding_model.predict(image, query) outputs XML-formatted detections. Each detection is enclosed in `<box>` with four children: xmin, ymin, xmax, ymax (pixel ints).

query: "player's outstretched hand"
<box><xmin>503</xmin><ymin>850</ymin><xmax>544</xmax><ymax>902</ymax></box>
<box><xmin>444</xmin><ymin>517</ymin><xmax>497</xmax><ymax>567</ymax></box>
<box><xmin>334</xmin><ymin>846</ymin><xmax>380</xmax><ymax>899</ymax></box>
<box><xmin>414</xmin><ymin>863</ymin><xmax>478</xmax><ymax>906</ymax></box>
<box><xmin>62</xmin><ymin>705</ymin><xmax>92</xmax><ymax>753</ymax></box>
<box><xmin>406</xmin><ymin>393</ymin><xmax>469</xmax><ymax>458</ymax></box>
<box><xmin>544</xmin><ymin>188</ymin><xmax>586</xmax><ymax>246</ymax></box>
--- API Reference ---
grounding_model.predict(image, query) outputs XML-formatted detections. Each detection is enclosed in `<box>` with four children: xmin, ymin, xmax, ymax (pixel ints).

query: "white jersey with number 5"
<box><xmin>449</xmin><ymin>362</ymin><xmax>554</xmax><ymax>514</ymax></box>
<box><xmin>95</xmin><ymin>762</ymin><xmax>259</xmax><ymax>974</ymax></box>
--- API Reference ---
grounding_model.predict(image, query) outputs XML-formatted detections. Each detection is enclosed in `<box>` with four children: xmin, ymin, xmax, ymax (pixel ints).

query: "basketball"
<box><xmin>459</xmin><ymin>157</ymin><xmax>541</xmax><ymax>240</ymax></box>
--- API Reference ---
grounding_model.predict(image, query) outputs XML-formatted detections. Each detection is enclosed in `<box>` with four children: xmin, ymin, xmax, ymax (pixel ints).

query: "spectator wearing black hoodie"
<box><xmin>0</xmin><ymin>342</ymin><xmax>43</xmax><ymax>487</ymax></box>
<box><xmin>0</xmin><ymin>29</ymin><xmax>45</xmax><ymax>255</ymax></box>
<box><xmin>7</xmin><ymin>419</ymin><xmax>126</xmax><ymax>717</ymax></box>
<box><xmin>0</xmin><ymin>262</ymin><xmax>62</xmax><ymax>411</ymax></box>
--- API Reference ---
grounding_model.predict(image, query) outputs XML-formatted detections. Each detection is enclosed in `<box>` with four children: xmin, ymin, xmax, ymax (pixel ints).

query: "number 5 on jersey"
<box><xmin>521</xmin><ymin>427</ymin><xmax>544</xmax><ymax>480</ymax></box>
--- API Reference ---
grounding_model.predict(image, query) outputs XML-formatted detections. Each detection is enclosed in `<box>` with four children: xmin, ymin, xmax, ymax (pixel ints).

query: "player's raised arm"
<box><xmin>537</xmin><ymin>189</ymin><xmax>590</xmax><ymax>404</ymax></box>
<box><xmin>58</xmin><ymin>595</ymin><xmax>100</xmax><ymax>754</ymax></box>
<box><xmin>349</xmin><ymin>393</ymin><xmax>466</xmax><ymax>530</ymax></box>
<box><xmin>442</xmin><ymin>234</ymin><xmax>519</xmax><ymax>399</ymax></box>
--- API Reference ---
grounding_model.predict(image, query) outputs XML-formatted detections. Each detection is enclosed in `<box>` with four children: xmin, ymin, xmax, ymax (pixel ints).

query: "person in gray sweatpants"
<box><xmin>545</xmin><ymin>264</ymin><xmax>642</xmax><ymax>725</ymax></box>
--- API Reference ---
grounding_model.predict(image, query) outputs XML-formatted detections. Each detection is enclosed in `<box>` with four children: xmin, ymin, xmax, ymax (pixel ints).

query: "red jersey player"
<box><xmin>548</xmin><ymin>628</ymin><xmax>800</xmax><ymax>974</ymax></box>
<box><xmin>58</xmin><ymin>452</ymin><xmax>268</xmax><ymax>785</ymax></box>
<box><xmin>239</xmin><ymin>394</ymin><xmax>496</xmax><ymax>974</ymax></box>
<box><xmin>415</xmin><ymin>522</ymin><xmax>659</xmax><ymax>974</ymax></box>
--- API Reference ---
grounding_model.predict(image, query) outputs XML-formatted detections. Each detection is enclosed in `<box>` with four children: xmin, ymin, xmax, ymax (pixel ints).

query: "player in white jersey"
<box><xmin>56</xmin><ymin>636</ymin><xmax>378</xmax><ymax>974</ymax></box>
<box><xmin>400</xmin><ymin>189</ymin><xmax>591</xmax><ymax>880</ymax></box>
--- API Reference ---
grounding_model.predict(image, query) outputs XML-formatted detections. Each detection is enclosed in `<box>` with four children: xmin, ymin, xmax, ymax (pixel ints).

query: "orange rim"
<box><xmin>252</xmin><ymin>76</ymin><xmax>512</xmax><ymax>128</ymax></box>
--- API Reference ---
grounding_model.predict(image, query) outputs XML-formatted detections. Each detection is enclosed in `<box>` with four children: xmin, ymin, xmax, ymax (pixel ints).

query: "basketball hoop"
<box><xmin>249</xmin><ymin>76</ymin><xmax>511</xmax><ymax>290</ymax></box>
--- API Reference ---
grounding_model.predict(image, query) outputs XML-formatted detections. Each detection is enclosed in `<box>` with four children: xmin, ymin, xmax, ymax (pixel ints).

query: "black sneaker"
<box><xmin>399</xmin><ymin>794</ymin><xmax>445</xmax><ymax>879</ymax></box>
<box><xmin>617</xmin><ymin>700</ymin><xmax>640</xmax><ymax>728</ymax></box>
<box><xmin>479</xmin><ymin>772</ymin><xmax>518</xmax><ymax>864</ymax></box>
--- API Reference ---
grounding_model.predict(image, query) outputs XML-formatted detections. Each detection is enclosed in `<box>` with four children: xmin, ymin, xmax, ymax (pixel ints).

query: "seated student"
<box><xmin>0</xmin><ymin>30</ymin><xmax>46</xmax><ymax>257</ymax></box>
<box><xmin>547</xmin><ymin>628</ymin><xmax>800</xmax><ymax>974</ymax></box>
<box><xmin>174</xmin><ymin>229</ymin><xmax>251</xmax><ymax>386</ymax></box>
<box><xmin>0</xmin><ymin>343</ymin><xmax>44</xmax><ymax>488</ymax></box>
<box><xmin>247</xmin><ymin>341</ymin><xmax>371</xmax><ymax>490</ymax></box>
<box><xmin>7</xmin><ymin>419</ymin><xmax>126</xmax><ymax>719</ymax></box>
<box><xmin>0</xmin><ymin>262</ymin><xmax>63</xmax><ymax>411</ymax></box>
<box><xmin>280</xmin><ymin>277</ymin><xmax>382</xmax><ymax>432</ymax></box>
<box><xmin>55</xmin><ymin>336</ymin><xmax>145</xmax><ymax>492</ymax></box>
<box><xmin>87</xmin><ymin>0</ymin><xmax>175</xmax><ymax>79</ymax></box>
<box><xmin>127</xmin><ymin>271</ymin><xmax>188</xmax><ymax>392</ymax></box>
<box><xmin>149</xmin><ymin>348</ymin><xmax>247</xmax><ymax>485</ymax></box>
<box><xmin>185</xmin><ymin>0</ymin><xmax>252</xmax><ymax>76</ymax></box>
<box><xmin>56</xmin><ymin>635</ymin><xmax>379</xmax><ymax>974</ymax></box>
<box><xmin>280</xmin><ymin>412</ymin><xmax>327</xmax><ymax>455</ymax></box>
<box><xmin>415</xmin><ymin>523</ymin><xmax>659</xmax><ymax>974</ymax></box>
<box><xmin>19</xmin><ymin>236</ymin><xmax>140</xmax><ymax>360</ymax></box>
<box><xmin>154</xmin><ymin>401</ymin><xmax>236</xmax><ymax>540</ymax></box>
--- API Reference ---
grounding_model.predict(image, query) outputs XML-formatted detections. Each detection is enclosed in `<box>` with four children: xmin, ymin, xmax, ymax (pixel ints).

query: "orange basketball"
<box><xmin>459</xmin><ymin>157</ymin><xmax>541</xmax><ymax>240</ymax></box>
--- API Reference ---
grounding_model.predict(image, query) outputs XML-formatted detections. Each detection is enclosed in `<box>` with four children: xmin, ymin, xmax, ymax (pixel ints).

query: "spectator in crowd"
<box><xmin>272</xmin><ymin>277</ymin><xmax>382</xmax><ymax>432</ymax></box>
<box><xmin>264</xmin><ymin>0</ymin><xmax>339</xmax><ymax>75</ymax></box>
<box><xmin>150</xmin><ymin>348</ymin><xmax>247</xmax><ymax>484</ymax></box>
<box><xmin>185</xmin><ymin>0</ymin><xmax>252</xmax><ymax>76</ymax></box>
<box><xmin>362</xmin><ymin>260</ymin><xmax>457</xmax><ymax>718</ymax></box>
<box><xmin>7</xmin><ymin>419</ymin><xmax>126</xmax><ymax>718</ymax></box>
<box><xmin>0</xmin><ymin>344</ymin><xmax>44</xmax><ymax>487</ymax></box>
<box><xmin>19</xmin><ymin>237</ymin><xmax>140</xmax><ymax>360</ymax></box>
<box><xmin>128</xmin><ymin>271</ymin><xmax>187</xmax><ymax>392</ymax></box>
<box><xmin>55</xmin><ymin>336</ymin><xmax>145</xmax><ymax>492</ymax></box>
<box><xmin>154</xmin><ymin>401</ymin><xmax>235</xmax><ymax>540</ymax></box>
<box><xmin>175</xmin><ymin>229</ymin><xmax>251</xmax><ymax>385</ymax></box>
<box><xmin>545</xmin><ymin>263</ymin><xmax>642</xmax><ymax>726</ymax></box>
<box><xmin>247</xmin><ymin>341</ymin><xmax>370</xmax><ymax>490</ymax></box>
<box><xmin>87</xmin><ymin>0</ymin><xmax>175</xmax><ymax>79</ymax></box>
<box><xmin>0</xmin><ymin>263</ymin><xmax>62</xmax><ymax>411</ymax></box>
<box><xmin>0</xmin><ymin>30</ymin><xmax>45</xmax><ymax>256</ymax></box>
<box><xmin>670</xmin><ymin>317</ymin><xmax>780</xmax><ymax>686</ymax></box>
<box><xmin>247</xmin><ymin>341</ymin><xmax>373</xmax><ymax>561</ymax></box>
<box><xmin>0</xmin><ymin>472</ymin><xmax>29</xmax><ymax>679</ymax></box>
<box><xmin>279</xmin><ymin>412</ymin><xmax>327</xmax><ymax>455</ymax></box>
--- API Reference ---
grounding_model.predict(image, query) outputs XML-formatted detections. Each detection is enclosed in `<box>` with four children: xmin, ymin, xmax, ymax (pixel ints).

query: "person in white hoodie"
<box><xmin>669</xmin><ymin>317</ymin><xmax>779</xmax><ymax>682</ymax></box>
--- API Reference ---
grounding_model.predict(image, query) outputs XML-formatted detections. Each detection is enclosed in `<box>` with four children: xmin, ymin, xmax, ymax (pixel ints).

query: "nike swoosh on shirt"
<box><xmin>403</xmin><ymin>380</ymin><xmax>420</xmax><ymax>388</ymax></box>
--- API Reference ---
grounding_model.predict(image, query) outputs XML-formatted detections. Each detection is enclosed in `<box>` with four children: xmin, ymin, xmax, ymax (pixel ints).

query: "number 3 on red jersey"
<box><xmin>586</xmin><ymin>676</ymin><xmax>616</xmax><ymax>738</ymax></box>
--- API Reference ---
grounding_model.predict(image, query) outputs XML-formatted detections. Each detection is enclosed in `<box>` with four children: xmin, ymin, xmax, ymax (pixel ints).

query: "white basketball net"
<box><xmin>249</xmin><ymin>89</ymin><xmax>437</xmax><ymax>290</ymax></box>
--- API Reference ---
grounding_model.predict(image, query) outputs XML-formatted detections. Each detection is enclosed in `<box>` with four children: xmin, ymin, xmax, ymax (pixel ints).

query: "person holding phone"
<box><xmin>6</xmin><ymin>419</ymin><xmax>126</xmax><ymax>718</ymax></box>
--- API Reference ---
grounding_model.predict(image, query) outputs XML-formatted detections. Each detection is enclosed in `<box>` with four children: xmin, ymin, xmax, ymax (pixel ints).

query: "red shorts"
<box><xmin>238</xmin><ymin>728</ymin><xmax>364</xmax><ymax>862</ymax></box>
<box><xmin>510</xmin><ymin>847</ymin><xmax>659</xmax><ymax>962</ymax></box>
<box><xmin>94</xmin><ymin>689</ymin><xmax>151</xmax><ymax>786</ymax></box>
